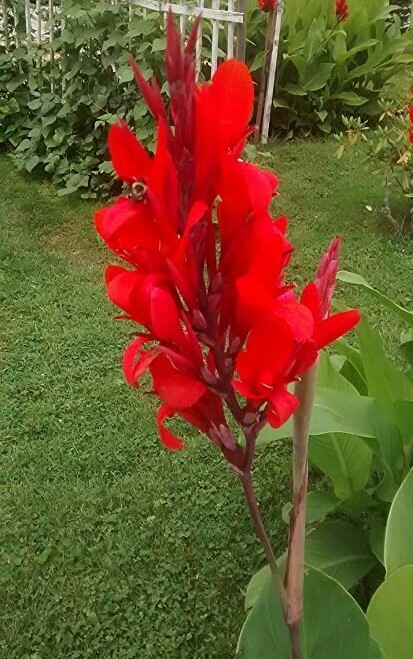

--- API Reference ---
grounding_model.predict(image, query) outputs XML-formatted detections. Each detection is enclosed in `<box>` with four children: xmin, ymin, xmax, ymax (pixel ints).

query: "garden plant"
<box><xmin>337</xmin><ymin>86</ymin><xmax>413</xmax><ymax>230</ymax></box>
<box><xmin>248</xmin><ymin>0</ymin><xmax>413</xmax><ymax>135</ymax></box>
<box><xmin>2</xmin><ymin>2</ymin><xmax>413</xmax><ymax>658</ymax></box>
<box><xmin>93</xmin><ymin>14</ymin><xmax>413</xmax><ymax>658</ymax></box>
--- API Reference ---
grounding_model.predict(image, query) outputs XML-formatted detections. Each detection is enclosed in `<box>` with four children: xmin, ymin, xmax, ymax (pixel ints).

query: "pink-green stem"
<box><xmin>284</xmin><ymin>361</ymin><xmax>319</xmax><ymax>659</ymax></box>
<box><xmin>241</xmin><ymin>470</ymin><xmax>289</xmax><ymax>620</ymax></box>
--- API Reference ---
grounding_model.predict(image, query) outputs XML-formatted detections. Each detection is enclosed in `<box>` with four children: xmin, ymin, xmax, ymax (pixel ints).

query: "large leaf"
<box><xmin>301</xmin><ymin>63</ymin><xmax>335</xmax><ymax>92</ymax></box>
<box><xmin>245</xmin><ymin>521</ymin><xmax>374</xmax><ymax>613</ymax></box>
<box><xmin>306</xmin><ymin>490</ymin><xmax>339</xmax><ymax>524</ymax></box>
<box><xmin>367</xmin><ymin>565</ymin><xmax>413</xmax><ymax>659</ymax></box>
<box><xmin>330</xmin><ymin>91</ymin><xmax>368</xmax><ymax>106</ymax></box>
<box><xmin>384</xmin><ymin>466</ymin><xmax>413</xmax><ymax>575</ymax></box>
<box><xmin>338</xmin><ymin>271</ymin><xmax>413</xmax><ymax>327</ymax></box>
<box><xmin>258</xmin><ymin>388</ymin><xmax>403</xmax><ymax>500</ymax></box>
<box><xmin>238</xmin><ymin>567</ymin><xmax>379</xmax><ymax>658</ymax></box>
<box><xmin>355</xmin><ymin>316</ymin><xmax>413</xmax><ymax>418</ymax></box>
<box><xmin>317</xmin><ymin>351</ymin><xmax>358</xmax><ymax>394</ymax></box>
<box><xmin>309</xmin><ymin>434</ymin><xmax>372</xmax><ymax>500</ymax></box>
<box><xmin>304</xmin><ymin>521</ymin><xmax>375</xmax><ymax>590</ymax></box>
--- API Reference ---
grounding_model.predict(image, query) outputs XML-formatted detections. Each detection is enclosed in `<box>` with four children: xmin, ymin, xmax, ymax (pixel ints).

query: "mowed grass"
<box><xmin>1</xmin><ymin>140</ymin><xmax>412</xmax><ymax>659</ymax></box>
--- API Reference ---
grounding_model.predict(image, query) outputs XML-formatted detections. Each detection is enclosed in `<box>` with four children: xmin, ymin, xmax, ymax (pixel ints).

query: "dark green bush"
<box><xmin>247</xmin><ymin>0</ymin><xmax>413</xmax><ymax>135</ymax></box>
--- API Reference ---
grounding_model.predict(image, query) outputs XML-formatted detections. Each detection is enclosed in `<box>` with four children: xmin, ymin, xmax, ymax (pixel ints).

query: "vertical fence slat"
<box><xmin>227</xmin><ymin>0</ymin><xmax>234</xmax><ymax>59</ymax></box>
<box><xmin>195</xmin><ymin>0</ymin><xmax>204</xmax><ymax>81</ymax></box>
<box><xmin>179</xmin><ymin>0</ymin><xmax>185</xmax><ymax>35</ymax></box>
<box><xmin>24</xmin><ymin>0</ymin><xmax>33</xmax><ymax>70</ymax></box>
<box><xmin>49</xmin><ymin>0</ymin><xmax>54</xmax><ymax>91</ymax></box>
<box><xmin>2</xmin><ymin>0</ymin><xmax>10</xmax><ymax>51</ymax></box>
<box><xmin>61</xmin><ymin>14</ymin><xmax>66</xmax><ymax>92</ymax></box>
<box><xmin>36</xmin><ymin>0</ymin><xmax>41</xmax><ymax>45</ymax></box>
<box><xmin>211</xmin><ymin>0</ymin><xmax>219</xmax><ymax>76</ymax></box>
<box><xmin>261</xmin><ymin>0</ymin><xmax>284</xmax><ymax>144</ymax></box>
<box><xmin>236</xmin><ymin>0</ymin><xmax>246</xmax><ymax>61</ymax></box>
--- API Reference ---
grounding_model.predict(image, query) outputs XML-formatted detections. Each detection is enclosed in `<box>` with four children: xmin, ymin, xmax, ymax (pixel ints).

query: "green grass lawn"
<box><xmin>1</xmin><ymin>140</ymin><xmax>413</xmax><ymax>659</ymax></box>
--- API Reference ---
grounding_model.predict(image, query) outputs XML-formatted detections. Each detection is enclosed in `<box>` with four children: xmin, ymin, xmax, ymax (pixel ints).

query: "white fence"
<box><xmin>1</xmin><ymin>0</ymin><xmax>247</xmax><ymax>79</ymax></box>
<box><xmin>1</xmin><ymin>0</ymin><xmax>284</xmax><ymax>141</ymax></box>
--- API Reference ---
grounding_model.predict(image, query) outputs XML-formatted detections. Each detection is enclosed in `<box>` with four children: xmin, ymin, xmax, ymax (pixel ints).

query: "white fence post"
<box><xmin>227</xmin><ymin>0</ymin><xmax>234</xmax><ymax>59</ymax></box>
<box><xmin>211</xmin><ymin>0</ymin><xmax>219</xmax><ymax>75</ymax></box>
<box><xmin>261</xmin><ymin>0</ymin><xmax>284</xmax><ymax>144</ymax></box>
<box><xmin>129</xmin><ymin>0</ymin><xmax>243</xmax><ymax>79</ymax></box>
<box><xmin>2</xmin><ymin>0</ymin><xmax>10</xmax><ymax>51</ymax></box>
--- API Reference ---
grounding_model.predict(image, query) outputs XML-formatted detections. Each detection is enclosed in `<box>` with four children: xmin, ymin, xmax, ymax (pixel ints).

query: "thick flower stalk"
<box><xmin>95</xmin><ymin>15</ymin><xmax>359</xmax><ymax>658</ymax></box>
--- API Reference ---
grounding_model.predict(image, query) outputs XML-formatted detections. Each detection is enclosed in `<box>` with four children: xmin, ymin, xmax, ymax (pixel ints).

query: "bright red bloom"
<box><xmin>409</xmin><ymin>105</ymin><xmax>413</xmax><ymax>145</ymax></box>
<box><xmin>95</xmin><ymin>15</ymin><xmax>359</xmax><ymax>471</ymax></box>
<box><xmin>335</xmin><ymin>0</ymin><xmax>349</xmax><ymax>22</ymax></box>
<box><xmin>257</xmin><ymin>0</ymin><xmax>276</xmax><ymax>12</ymax></box>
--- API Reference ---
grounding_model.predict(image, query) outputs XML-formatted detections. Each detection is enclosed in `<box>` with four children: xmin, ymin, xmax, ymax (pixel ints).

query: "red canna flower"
<box><xmin>95</xmin><ymin>14</ymin><xmax>359</xmax><ymax>473</ymax></box>
<box><xmin>335</xmin><ymin>0</ymin><xmax>349</xmax><ymax>22</ymax></box>
<box><xmin>409</xmin><ymin>105</ymin><xmax>413</xmax><ymax>145</ymax></box>
<box><xmin>257</xmin><ymin>0</ymin><xmax>276</xmax><ymax>12</ymax></box>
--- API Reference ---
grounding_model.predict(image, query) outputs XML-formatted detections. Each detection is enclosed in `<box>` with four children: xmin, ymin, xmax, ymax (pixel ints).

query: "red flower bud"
<box><xmin>335</xmin><ymin>0</ymin><xmax>349</xmax><ymax>22</ymax></box>
<box><xmin>257</xmin><ymin>0</ymin><xmax>276</xmax><ymax>12</ymax></box>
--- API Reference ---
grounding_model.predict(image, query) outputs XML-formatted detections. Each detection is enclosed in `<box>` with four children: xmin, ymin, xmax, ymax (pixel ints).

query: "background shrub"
<box><xmin>247</xmin><ymin>0</ymin><xmax>413</xmax><ymax>135</ymax></box>
<box><xmin>0</xmin><ymin>0</ymin><xmax>166</xmax><ymax>197</ymax></box>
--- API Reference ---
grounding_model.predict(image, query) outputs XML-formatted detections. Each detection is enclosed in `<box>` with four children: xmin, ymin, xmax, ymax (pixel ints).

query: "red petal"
<box><xmin>272</xmin><ymin>300</ymin><xmax>315</xmax><ymax>342</ymax></box>
<box><xmin>150</xmin><ymin>287</ymin><xmax>185</xmax><ymax>346</ymax></box>
<box><xmin>211</xmin><ymin>60</ymin><xmax>254</xmax><ymax>148</ymax></box>
<box><xmin>300</xmin><ymin>282</ymin><xmax>321</xmax><ymax>323</ymax></box>
<box><xmin>95</xmin><ymin>197</ymin><xmax>158</xmax><ymax>256</ymax></box>
<box><xmin>267</xmin><ymin>389</ymin><xmax>300</xmax><ymax>428</ymax></box>
<box><xmin>315</xmin><ymin>309</ymin><xmax>361</xmax><ymax>348</ymax></box>
<box><xmin>157</xmin><ymin>372</ymin><xmax>207</xmax><ymax>409</ymax></box>
<box><xmin>236</xmin><ymin>317</ymin><xmax>295</xmax><ymax>387</ymax></box>
<box><xmin>108</xmin><ymin>120</ymin><xmax>151</xmax><ymax>184</ymax></box>
<box><xmin>123</xmin><ymin>335</ymin><xmax>153</xmax><ymax>386</ymax></box>
<box><xmin>157</xmin><ymin>405</ymin><xmax>184</xmax><ymax>450</ymax></box>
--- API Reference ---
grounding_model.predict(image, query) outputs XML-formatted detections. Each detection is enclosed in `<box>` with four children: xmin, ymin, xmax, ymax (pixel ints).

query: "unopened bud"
<box><xmin>210</xmin><ymin>272</ymin><xmax>223</xmax><ymax>294</ymax></box>
<box><xmin>198</xmin><ymin>332</ymin><xmax>215</xmax><ymax>348</ymax></box>
<box><xmin>243</xmin><ymin>412</ymin><xmax>257</xmax><ymax>427</ymax></box>
<box><xmin>208</xmin><ymin>293</ymin><xmax>220</xmax><ymax>313</ymax></box>
<box><xmin>219</xmin><ymin>424</ymin><xmax>237</xmax><ymax>451</ymax></box>
<box><xmin>201</xmin><ymin>366</ymin><xmax>218</xmax><ymax>387</ymax></box>
<box><xmin>209</xmin><ymin>426</ymin><xmax>221</xmax><ymax>446</ymax></box>
<box><xmin>229</xmin><ymin>336</ymin><xmax>242</xmax><ymax>356</ymax></box>
<box><xmin>192</xmin><ymin>309</ymin><xmax>208</xmax><ymax>332</ymax></box>
<box><xmin>224</xmin><ymin>357</ymin><xmax>233</xmax><ymax>373</ymax></box>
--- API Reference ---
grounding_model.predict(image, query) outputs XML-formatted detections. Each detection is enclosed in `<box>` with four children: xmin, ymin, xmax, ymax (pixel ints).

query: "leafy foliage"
<box><xmin>259</xmin><ymin>272</ymin><xmax>413</xmax><ymax>611</ymax></box>
<box><xmin>238</xmin><ymin>567</ymin><xmax>382</xmax><ymax>658</ymax></box>
<box><xmin>336</xmin><ymin>85</ymin><xmax>413</xmax><ymax>230</ymax></box>
<box><xmin>247</xmin><ymin>0</ymin><xmax>412</xmax><ymax>135</ymax></box>
<box><xmin>0</xmin><ymin>0</ymin><xmax>166</xmax><ymax>196</ymax></box>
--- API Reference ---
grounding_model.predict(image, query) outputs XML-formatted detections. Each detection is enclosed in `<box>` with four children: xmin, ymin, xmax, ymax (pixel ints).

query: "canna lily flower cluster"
<box><xmin>409</xmin><ymin>104</ymin><xmax>413</xmax><ymax>145</ymax></box>
<box><xmin>335</xmin><ymin>0</ymin><xmax>349</xmax><ymax>22</ymax></box>
<box><xmin>95</xmin><ymin>16</ymin><xmax>359</xmax><ymax>474</ymax></box>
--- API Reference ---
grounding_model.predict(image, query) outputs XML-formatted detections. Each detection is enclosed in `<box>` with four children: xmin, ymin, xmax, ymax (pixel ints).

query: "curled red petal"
<box><xmin>108</xmin><ymin>120</ymin><xmax>152</xmax><ymax>184</ymax></box>
<box><xmin>210</xmin><ymin>60</ymin><xmax>254</xmax><ymax>148</ymax></box>
<box><xmin>158</xmin><ymin>372</ymin><xmax>207</xmax><ymax>409</ymax></box>
<box><xmin>157</xmin><ymin>405</ymin><xmax>184</xmax><ymax>450</ymax></box>
<box><xmin>315</xmin><ymin>309</ymin><xmax>361</xmax><ymax>348</ymax></box>
<box><xmin>267</xmin><ymin>389</ymin><xmax>300</xmax><ymax>428</ymax></box>
<box><xmin>123</xmin><ymin>335</ymin><xmax>153</xmax><ymax>386</ymax></box>
<box><xmin>300</xmin><ymin>282</ymin><xmax>321</xmax><ymax>324</ymax></box>
<box><xmin>150</xmin><ymin>287</ymin><xmax>185</xmax><ymax>346</ymax></box>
